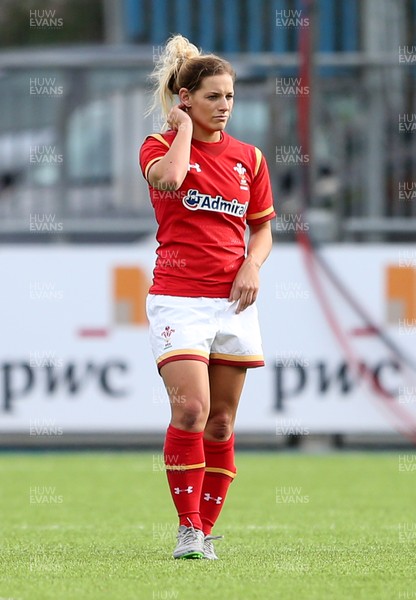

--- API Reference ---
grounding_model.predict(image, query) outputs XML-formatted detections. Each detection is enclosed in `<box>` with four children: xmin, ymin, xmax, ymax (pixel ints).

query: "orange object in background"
<box><xmin>113</xmin><ymin>266</ymin><xmax>150</xmax><ymax>326</ymax></box>
<box><xmin>386</xmin><ymin>266</ymin><xmax>416</xmax><ymax>325</ymax></box>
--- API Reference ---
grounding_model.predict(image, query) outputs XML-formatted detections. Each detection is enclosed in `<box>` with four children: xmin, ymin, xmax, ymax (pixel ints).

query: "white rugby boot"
<box><xmin>173</xmin><ymin>519</ymin><xmax>204</xmax><ymax>559</ymax></box>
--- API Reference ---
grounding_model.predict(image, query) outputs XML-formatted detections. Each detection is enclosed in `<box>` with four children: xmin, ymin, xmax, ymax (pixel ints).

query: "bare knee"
<box><xmin>205</xmin><ymin>413</ymin><xmax>234</xmax><ymax>441</ymax></box>
<box><xmin>171</xmin><ymin>399</ymin><xmax>208</xmax><ymax>431</ymax></box>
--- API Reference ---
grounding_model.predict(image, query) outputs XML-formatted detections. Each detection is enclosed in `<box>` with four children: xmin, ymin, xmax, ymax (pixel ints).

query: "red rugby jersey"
<box><xmin>139</xmin><ymin>130</ymin><xmax>276</xmax><ymax>297</ymax></box>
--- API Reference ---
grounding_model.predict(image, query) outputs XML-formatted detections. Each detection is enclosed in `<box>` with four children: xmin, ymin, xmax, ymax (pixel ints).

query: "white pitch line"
<box><xmin>7</xmin><ymin>524</ymin><xmax>145</xmax><ymax>530</ymax></box>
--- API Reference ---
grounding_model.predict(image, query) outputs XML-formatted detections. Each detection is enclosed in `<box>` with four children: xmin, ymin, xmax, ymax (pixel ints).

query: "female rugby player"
<box><xmin>139</xmin><ymin>34</ymin><xmax>275</xmax><ymax>560</ymax></box>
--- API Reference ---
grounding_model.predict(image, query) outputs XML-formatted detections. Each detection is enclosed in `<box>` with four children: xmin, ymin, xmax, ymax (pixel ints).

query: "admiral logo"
<box><xmin>183</xmin><ymin>189</ymin><xmax>248</xmax><ymax>217</ymax></box>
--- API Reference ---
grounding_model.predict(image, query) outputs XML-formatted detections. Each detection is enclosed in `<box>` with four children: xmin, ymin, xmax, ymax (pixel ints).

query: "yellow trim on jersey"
<box><xmin>254</xmin><ymin>147</ymin><xmax>263</xmax><ymax>176</ymax></box>
<box><xmin>165</xmin><ymin>462</ymin><xmax>206</xmax><ymax>471</ymax></box>
<box><xmin>144</xmin><ymin>135</ymin><xmax>171</xmax><ymax>180</ymax></box>
<box><xmin>209</xmin><ymin>353</ymin><xmax>264</xmax><ymax>362</ymax></box>
<box><xmin>156</xmin><ymin>349</ymin><xmax>210</xmax><ymax>365</ymax></box>
<box><xmin>246</xmin><ymin>206</ymin><xmax>275</xmax><ymax>221</ymax></box>
<box><xmin>144</xmin><ymin>156</ymin><xmax>164</xmax><ymax>180</ymax></box>
<box><xmin>149</xmin><ymin>133</ymin><xmax>171</xmax><ymax>149</ymax></box>
<box><xmin>205</xmin><ymin>467</ymin><xmax>237</xmax><ymax>479</ymax></box>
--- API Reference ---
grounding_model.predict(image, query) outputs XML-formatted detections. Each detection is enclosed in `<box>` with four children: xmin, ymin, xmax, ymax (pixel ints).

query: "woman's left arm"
<box><xmin>229</xmin><ymin>220</ymin><xmax>273</xmax><ymax>314</ymax></box>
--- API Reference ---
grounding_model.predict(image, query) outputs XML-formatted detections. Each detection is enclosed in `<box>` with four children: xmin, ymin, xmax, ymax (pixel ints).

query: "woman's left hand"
<box><xmin>229</xmin><ymin>257</ymin><xmax>260</xmax><ymax>314</ymax></box>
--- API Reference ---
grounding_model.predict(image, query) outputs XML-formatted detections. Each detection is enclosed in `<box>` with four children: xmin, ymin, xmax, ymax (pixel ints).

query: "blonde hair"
<box><xmin>146</xmin><ymin>34</ymin><xmax>235</xmax><ymax>127</ymax></box>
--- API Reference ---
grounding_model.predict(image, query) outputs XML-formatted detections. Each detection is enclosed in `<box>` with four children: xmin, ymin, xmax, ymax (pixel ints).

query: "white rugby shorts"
<box><xmin>146</xmin><ymin>294</ymin><xmax>265</xmax><ymax>371</ymax></box>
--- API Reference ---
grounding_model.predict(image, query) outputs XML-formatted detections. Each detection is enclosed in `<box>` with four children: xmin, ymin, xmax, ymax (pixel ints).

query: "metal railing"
<box><xmin>0</xmin><ymin>44</ymin><xmax>415</xmax><ymax>242</ymax></box>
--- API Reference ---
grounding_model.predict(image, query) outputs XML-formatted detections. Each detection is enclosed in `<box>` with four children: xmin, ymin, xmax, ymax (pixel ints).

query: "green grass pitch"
<box><xmin>0</xmin><ymin>451</ymin><xmax>414</xmax><ymax>600</ymax></box>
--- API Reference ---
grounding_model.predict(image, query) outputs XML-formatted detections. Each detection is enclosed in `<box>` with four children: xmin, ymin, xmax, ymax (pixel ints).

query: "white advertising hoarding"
<box><xmin>0</xmin><ymin>243</ymin><xmax>415</xmax><ymax>436</ymax></box>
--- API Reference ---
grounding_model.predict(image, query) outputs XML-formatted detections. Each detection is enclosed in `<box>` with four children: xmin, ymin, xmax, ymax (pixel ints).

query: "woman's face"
<box><xmin>180</xmin><ymin>73</ymin><xmax>234</xmax><ymax>135</ymax></box>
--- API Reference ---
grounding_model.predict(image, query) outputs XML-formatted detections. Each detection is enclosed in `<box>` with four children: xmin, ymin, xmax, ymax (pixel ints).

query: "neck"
<box><xmin>191</xmin><ymin>123</ymin><xmax>222</xmax><ymax>143</ymax></box>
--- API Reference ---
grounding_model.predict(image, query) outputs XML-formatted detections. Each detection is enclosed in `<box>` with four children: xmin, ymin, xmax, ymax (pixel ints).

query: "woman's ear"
<box><xmin>178</xmin><ymin>88</ymin><xmax>191</xmax><ymax>108</ymax></box>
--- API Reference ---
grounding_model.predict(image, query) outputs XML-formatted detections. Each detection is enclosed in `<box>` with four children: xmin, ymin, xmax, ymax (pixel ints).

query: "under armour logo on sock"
<box><xmin>174</xmin><ymin>486</ymin><xmax>194</xmax><ymax>494</ymax></box>
<box><xmin>188</xmin><ymin>162</ymin><xmax>201</xmax><ymax>172</ymax></box>
<box><xmin>203</xmin><ymin>493</ymin><xmax>223</xmax><ymax>504</ymax></box>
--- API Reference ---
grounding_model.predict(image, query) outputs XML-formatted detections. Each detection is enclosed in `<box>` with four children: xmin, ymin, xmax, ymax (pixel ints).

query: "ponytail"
<box><xmin>146</xmin><ymin>35</ymin><xmax>200</xmax><ymax>121</ymax></box>
<box><xmin>146</xmin><ymin>34</ymin><xmax>235</xmax><ymax>128</ymax></box>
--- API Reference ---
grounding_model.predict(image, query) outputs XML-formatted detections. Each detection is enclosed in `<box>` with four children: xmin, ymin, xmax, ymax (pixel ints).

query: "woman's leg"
<box><xmin>160</xmin><ymin>360</ymin><xmax>210</xmax><ymax>533</ymax></box>
<box><xmin>200</xmin><ymin>365</ymin><xmax>247</xmax><ymax>536</ymax></box>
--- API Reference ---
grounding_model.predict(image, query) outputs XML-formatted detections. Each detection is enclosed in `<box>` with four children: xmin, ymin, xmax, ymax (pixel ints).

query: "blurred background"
<box><xmin>1</xmin><ymin>0</ymin><xmax>416</xmax><ymax>449</ymax></box>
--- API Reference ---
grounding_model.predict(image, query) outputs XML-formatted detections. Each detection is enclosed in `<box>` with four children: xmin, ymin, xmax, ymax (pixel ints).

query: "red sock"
<box><xmin>200</xmin><ymin>434</ymin><xmax>236</xmax><ymax>535</ymax></box>
<box><xmin>163</xmin><ymin>424</ymin><xmax>205</xmax><ymax>530</ymax></box>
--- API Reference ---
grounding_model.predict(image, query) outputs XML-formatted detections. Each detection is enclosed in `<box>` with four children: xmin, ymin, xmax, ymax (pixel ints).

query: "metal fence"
<box><xmin>0</xmin><ymin>38</ymin><xmax>415</xmax><ymax>242</ymax></box>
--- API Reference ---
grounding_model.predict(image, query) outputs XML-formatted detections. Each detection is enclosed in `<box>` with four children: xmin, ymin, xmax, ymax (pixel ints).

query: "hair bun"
<box><xmin>164</xmin><ymin>35</ymin><xmax>200</xmax><ymax>93</ymax></box>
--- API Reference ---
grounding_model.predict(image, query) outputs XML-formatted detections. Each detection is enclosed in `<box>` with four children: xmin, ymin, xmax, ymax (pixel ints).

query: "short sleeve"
<box><xmin>139</xmin><ymin>134</ymin><xmax>171</xmax><ymax>182</ymax></box>
<box><xmin>246</xmin><ymin>149</ymin><xmax>276</xmax><ymax>225</ymax></box>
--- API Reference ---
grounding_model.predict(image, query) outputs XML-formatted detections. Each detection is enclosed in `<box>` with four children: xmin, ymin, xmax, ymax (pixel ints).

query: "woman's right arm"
<box><xmin>147</xmin><ymin>106</ymin><xmax>193</xmax><ymax>191</ymax></box>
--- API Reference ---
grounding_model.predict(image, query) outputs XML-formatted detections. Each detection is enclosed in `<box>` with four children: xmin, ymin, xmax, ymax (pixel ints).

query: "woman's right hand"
<box><xmin>167</xmin><ymin>104</ymin><xmax>193</xmax><ymax>132</ymax></box>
